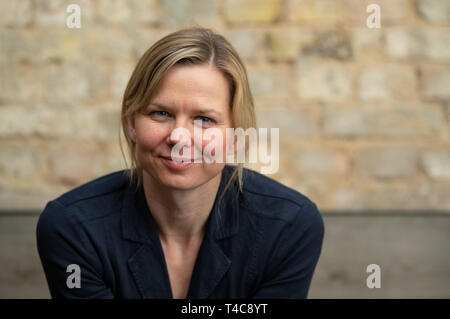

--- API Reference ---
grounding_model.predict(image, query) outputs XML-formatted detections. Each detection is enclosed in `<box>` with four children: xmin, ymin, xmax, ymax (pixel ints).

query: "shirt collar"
<box><xmin>121</xmin><ymin>165</ymin><xmax>240</xmax><ymax>244</ymax></box>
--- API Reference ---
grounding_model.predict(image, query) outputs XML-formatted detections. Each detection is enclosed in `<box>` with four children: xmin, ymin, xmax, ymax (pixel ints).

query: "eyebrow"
<box><xmin>149</xmin><ymin>103</ymin><xmax>222</xmax><ymax>117</ymax></box>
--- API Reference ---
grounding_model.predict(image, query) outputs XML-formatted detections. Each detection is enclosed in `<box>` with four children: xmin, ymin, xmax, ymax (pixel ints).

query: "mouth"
<box><xmin>160</xmin><ymin>155</ymin><xmax>193</xmax><ymax>171</ymax></box>
<box><xmin>160</xmin><ymin>155</ymin><xmax>193</xmax><ymax>162</ymax></box>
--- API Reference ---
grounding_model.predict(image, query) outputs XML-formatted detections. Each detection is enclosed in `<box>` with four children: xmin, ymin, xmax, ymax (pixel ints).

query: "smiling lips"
<box><xmin>160</xmin><ymin>155</ymin><xmax>194</xmax><ymax>171</ymax></box>
<box><xmin>160</xmin><ymin>155</ymin><xmax>193</xmax><ymax>162</ymax></box>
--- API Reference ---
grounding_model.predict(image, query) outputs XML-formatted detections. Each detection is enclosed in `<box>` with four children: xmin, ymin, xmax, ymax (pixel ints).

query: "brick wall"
<box><xmin>1</xmin><ymin>0</ymin><xmax>449</xmax><ymax>212</ymax></box>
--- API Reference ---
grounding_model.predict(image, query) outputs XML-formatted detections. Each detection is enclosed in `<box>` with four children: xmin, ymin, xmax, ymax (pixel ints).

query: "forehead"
<box><xmin>150</xmin><ymin>64</ymin><xmax>231</xmax><ymax>109</ymax></box>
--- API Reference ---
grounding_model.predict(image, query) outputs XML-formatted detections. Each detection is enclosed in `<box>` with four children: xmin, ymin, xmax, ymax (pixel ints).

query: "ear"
<box><xmin>127</xmin><ymin>117</ymin><xmax>136</xmax><ymax>143</ymax></box>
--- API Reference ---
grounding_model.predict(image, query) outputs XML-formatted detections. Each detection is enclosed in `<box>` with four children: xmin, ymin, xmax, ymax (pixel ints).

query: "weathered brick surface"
<box><xmin>386</xmin><ymin>28</ymin><xmax>450</xmax><ymax>62</ymax></box>
<box><xmin>161</xmin><ymin>0</ymin><xmax>219</xmax><ymax>28</ymax></box>
<box><xmin>421</xmin><ymin>149</ymin><xmax>450</xmax><ymax>181</ymax></box>
<box><xmin>358</xmin><ymin>64</ymin><xmax>417</xmax><ymax>101</ymax></box>
<box><xmin>302</xmin><ymin>29</ymin><xmax>353</xmax><ymax>60</ymax></box>
<box><xmin>416</xmin><ymin>0</ymin><xmax>450</xmax><ymax>25</ymax></box>
<box><xmin>330</xmin><ymin>182</ymin><xmax>450</xmax><ymax>210</ymax></box>
<box><xmin>420</xmin><ymin>65</ymin><xmax>450</xmax><ymax>102</ymax></box>
<box><xmin>0</xmin><ymin>145</ymin><xmax>40</xmax><ymax>180</ymax></box>
<box><xmin>110</xmin><ymin>63</ymin><xmax>135</xmax><ymax>101</ymax></box>
<box><xmin>267</xmin><ymin>28</ymin><xmax>302</xmax><ymax>62</ymax></box>
<box><xmin>351</xmin><ymin>27</ymin><xmax>384</xmax><ymax>59</ymax></box>
<box><xmin>356</xmin><ymin>147</ymin><xmax>418</xmax><ymax>178</ymax></box>
<box><xmin>323</xmin><ymin>104</ymin><xmax>444</xmax><ymax>138</ymax></box>
<box><xmin>248</xmin><ymin>65</ymin><xmax>293</xmax><ymax>100</ymax></box>
<box><xmin>346</xmin><ymin>0</ymin><xmax>411</xmax><ymax>25</ymax></box>
<box><xmin>0</xmin><ymin>106</ymin><xmax>73</xmax><ymax>138</ymax></box>
<box><xmin>224</xmin><ymin>29</ymin><xmax>265</xmax><ymax>61</ymax></box>
<box><xmin>287</xmin><ymin>0</ymin><xmax>346</xmax><ymax>24</ymax></box>
<box><xmin>0</xmin><ymin>0</ymin><xmax>32</xmax><ymax>27</ymax></box>
<box><xmin>0</xmin><ymin>0</ymin><xmax>449</xmax><ymax>212</ymax></box>
<box><xmin>46</xmin><ymin>143</ymin><xmax>106</xmax><ymax>186</ymax></box>
<box><xmin>97</xmin><ymin>0</ymin><xmax>132</xmax><ymax>24</ymax></box>
<box><xmin>225</xmin><ymin>0</ymin><xmax>281</xmax><ymax>24</ymax></box>
<box><xmin>255</xmin><ymin>105</ymin><xmax>315</xmax><ymax>137</ymax></box>
<box><xmin>296</xmin><ymin>58</ymin><xmax>353</xmax><ymax>102</ymax></box>
<box><xmin>35</xmin><ymin>0</ymin><xmax>95</xmax><ymax>27</ymax></box>
<box><xmin>296</xmin><ymin>148</ymin><xmax>350</xmax><ymax>176</ymax></box>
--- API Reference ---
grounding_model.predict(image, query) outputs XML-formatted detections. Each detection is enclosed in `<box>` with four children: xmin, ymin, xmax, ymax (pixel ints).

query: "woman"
<box><xmin>36</xmin><ymin>27</ymin><xmax>324</xmax><ymax>299</ymax></box>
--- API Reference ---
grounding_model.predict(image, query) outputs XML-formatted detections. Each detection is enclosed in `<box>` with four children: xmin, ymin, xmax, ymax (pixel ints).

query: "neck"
<box><xmin>142</xmin><ymin>170</ymin><xmax>222</xmax><ymax>243</ymax></box>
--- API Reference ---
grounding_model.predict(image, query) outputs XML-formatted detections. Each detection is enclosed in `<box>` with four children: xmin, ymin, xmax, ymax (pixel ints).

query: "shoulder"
<box><xmin>37</xmin><ymin>170</ymin><xmax>130</xmax><ymax>228</ymax></box>
<box><xmin>237</xmin><ymin>167</ymin><xmax>325</xmax><ymax>285</ymax></box>
<box><xmin>240</xmin><ymin>167</ymin><xmax>323</xmax><ymax>227</ymax></box>
<box><xmin>55</xmin><ymin>170</ymin><xmax>130</xmax><ymax>207</ymax></box>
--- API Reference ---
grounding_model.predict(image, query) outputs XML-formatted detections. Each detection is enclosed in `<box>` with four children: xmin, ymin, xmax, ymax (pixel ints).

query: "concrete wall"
<box><xmin>309</xmin><ymin>213</ymin><xmax>450</xmax><ymax>298</ymax></box>
<box><xmin>1</xmin><ymin>212</ymin><xmax>449</xmax><ymax>299</ymax></box>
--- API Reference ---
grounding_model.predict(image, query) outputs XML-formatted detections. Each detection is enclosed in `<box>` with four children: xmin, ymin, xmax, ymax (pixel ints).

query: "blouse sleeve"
<box><xmin>36</xmin><ymin>200</ymin><xmax>115</xmax><ymax>299</ymax></box>
<box><xmin>250</xmin><ymin>200</ymin><xmax>325</xmax><ymax>299</ymax></box>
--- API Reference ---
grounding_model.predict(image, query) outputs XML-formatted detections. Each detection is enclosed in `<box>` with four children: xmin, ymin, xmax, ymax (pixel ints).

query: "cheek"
<box><xmin>200</xmin><ymin>129</ymin><xmax>229</xmax><ymax>159</ymax></box>
<box><xmin>135</xmin><ymin>122</ymin><xmax>169</xmax><ymax>150</ymax></box>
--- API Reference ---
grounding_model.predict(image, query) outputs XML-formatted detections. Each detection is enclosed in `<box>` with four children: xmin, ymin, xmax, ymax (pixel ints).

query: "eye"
<box><xmin>153</xmin><ymin>111</ymin><xmax>169</xmax><ymax>116</ymax></box>
<box><xmin>195</xmin><ymin>116</ymin><xmax>213</xmax><ymax>124</ymax></box>
<box><xmin>151</xmin><ymin>111</ymin><xmax>170</xmax><ymax>117</ymax></box>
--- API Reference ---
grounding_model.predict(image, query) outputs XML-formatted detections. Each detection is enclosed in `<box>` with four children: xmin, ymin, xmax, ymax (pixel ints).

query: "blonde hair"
<box><xmin>119</xmin><ymin>27</ymin><xmax>256</xmax><ymax>194</ymax></box>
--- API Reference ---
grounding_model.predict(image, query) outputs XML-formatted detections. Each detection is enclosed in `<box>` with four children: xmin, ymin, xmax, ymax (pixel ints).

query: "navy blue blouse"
<box><xmin>36</xmin><ymin>165</ymin><xmax>324</xmax><ymax>299</ymax></box>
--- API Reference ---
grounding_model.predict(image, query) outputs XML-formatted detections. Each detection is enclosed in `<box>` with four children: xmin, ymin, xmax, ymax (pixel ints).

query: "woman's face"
<box><xmin>129</xmin><ymin>64</ymin><xmax>233</xmax><ymax>190</ymax></box>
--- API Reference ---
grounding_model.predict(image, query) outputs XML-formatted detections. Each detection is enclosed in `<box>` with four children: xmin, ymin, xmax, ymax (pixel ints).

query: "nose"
<box><xmin>166</xmin><ymin>117</ymin><xmax>193</xmax><ymax>147</ymax></box>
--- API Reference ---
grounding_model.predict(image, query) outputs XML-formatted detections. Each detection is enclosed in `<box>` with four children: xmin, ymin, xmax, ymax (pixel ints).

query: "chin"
<box><xmin>143</xmin><ymin>163</ymin><xmax>224</xmax><ymax>191</ymax></box>
<box><xmin>159</xmin><ymin>172</ymin><xmax>200</xmax><ymax>190</ymax></box>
